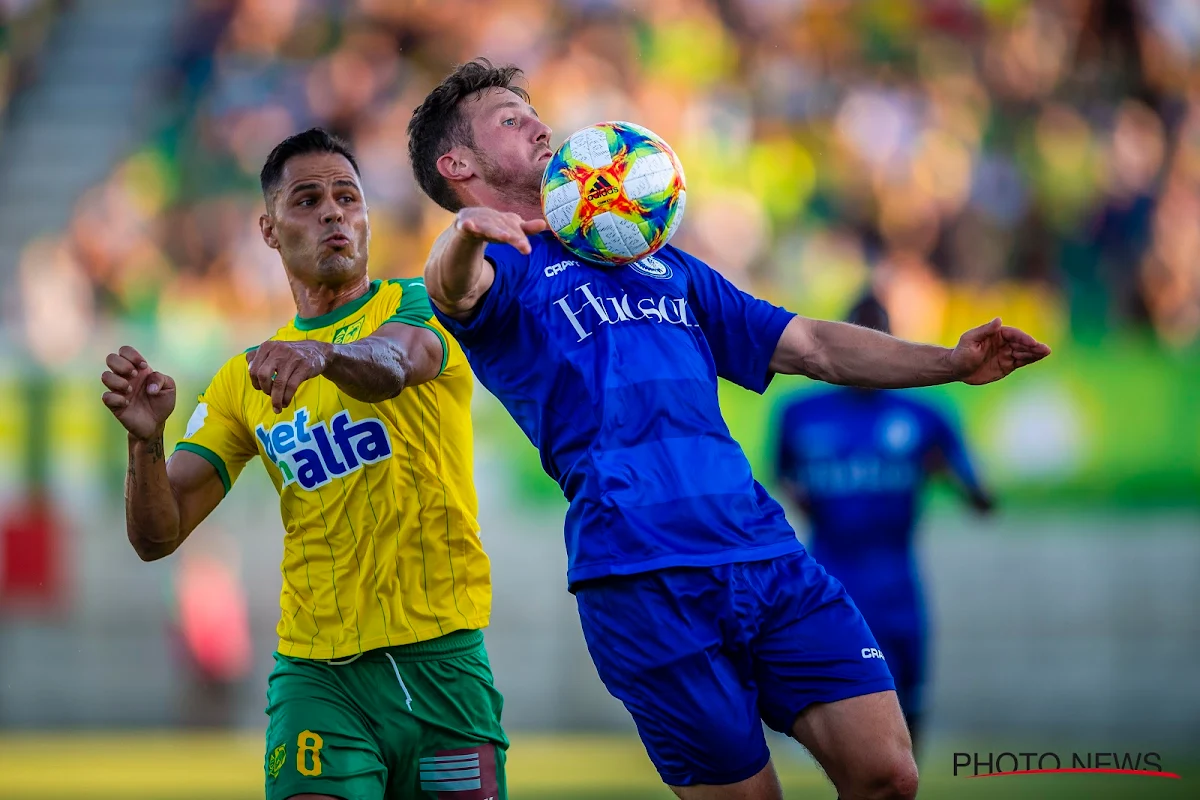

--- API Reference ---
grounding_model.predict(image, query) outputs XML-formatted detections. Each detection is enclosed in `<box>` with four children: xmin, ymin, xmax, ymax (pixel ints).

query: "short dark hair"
<box><xmin>260</xmin><ymin>128</ymin><xmax>361</xmax><ymax>201</ymax></box>
<box><xmin>846</xmin><ymin>293</ymin><xmax>891</xmax><ymax>334</ymax></box>
<box><xmin>407</xmin><ymin>58</ymin><xmax>529</xmax><ymax>212</ymax></box>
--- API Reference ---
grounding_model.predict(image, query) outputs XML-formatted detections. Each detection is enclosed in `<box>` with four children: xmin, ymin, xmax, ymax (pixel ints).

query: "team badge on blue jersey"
<box><xmin>630</xmin><ymin>255</ymin><xmax>673</xmax><ymax>280</ymax></box>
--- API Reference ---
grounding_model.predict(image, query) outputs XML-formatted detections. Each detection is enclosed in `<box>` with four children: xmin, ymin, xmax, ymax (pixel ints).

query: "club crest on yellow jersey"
<box><xmin>254</xmin><ymin>406</ymin><xmax>392</xmax><ymax>491</ymax></box>
<box><xmin>331</xmin><ymin>316</ymin><xmax>365</xmax><ymax>344</ymax></box>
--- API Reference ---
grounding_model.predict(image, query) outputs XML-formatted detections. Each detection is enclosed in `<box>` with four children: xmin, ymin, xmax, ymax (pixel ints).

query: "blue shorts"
<box><xmin>575</xmin><ymin>549</ymin><xmax>895</xmax><ymax>787</ymax></box>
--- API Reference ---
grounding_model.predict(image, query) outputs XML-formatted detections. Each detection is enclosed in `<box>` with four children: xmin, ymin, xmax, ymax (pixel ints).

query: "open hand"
<box><xmin>101</xmin><ymin>346</ymin><xmax>177</xmax><ymax>440</ymax></box>
<box><xmin>455</xmin><ymin>207</ymin><xmax>548</xmax><ymax>255</ymax></box>
<box><xmin>247</xmin><ymin>340</ymin><xmax>331</xmax><ymax>413</ymax></box>
<box><xmin>950</xmin><ymin>319</ymin><xmax>1051</xmax><ymax>385</ymax></box>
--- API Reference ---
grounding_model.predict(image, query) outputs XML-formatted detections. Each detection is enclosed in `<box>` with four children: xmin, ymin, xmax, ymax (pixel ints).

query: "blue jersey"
<box><xmin>774</xmin><ymin>387</ymin><xmax>980</xmax><ymax>634</ymax></box>
<box><xmin>433</xmin><ymin>233</ymin><xmax>799</xmax><ymax>586</ymax></box>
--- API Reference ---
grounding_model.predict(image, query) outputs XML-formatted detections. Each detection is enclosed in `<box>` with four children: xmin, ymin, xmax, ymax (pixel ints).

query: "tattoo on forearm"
<box><xmin>126</xmin><ymin>436</ymin><xmax>165</xmax><ymax>499</ymax></box>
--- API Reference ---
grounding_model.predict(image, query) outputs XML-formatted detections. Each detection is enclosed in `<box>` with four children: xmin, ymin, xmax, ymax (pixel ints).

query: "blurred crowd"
<box><xmin>11</xmin><ymin>0</ymin><xmax>1200</xmax><ymax>357</ymax></box>
<box><xmin>0</xmin><ymin>0</ymin><xmax>59</xmax><ymax>131</ymax></box>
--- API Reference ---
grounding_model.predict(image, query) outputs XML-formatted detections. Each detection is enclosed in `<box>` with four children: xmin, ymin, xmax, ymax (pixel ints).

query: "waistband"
<box><xmin>321</xmin><ymin>628</ymin><xmax>484</xmax><ymax>665</ymax></box>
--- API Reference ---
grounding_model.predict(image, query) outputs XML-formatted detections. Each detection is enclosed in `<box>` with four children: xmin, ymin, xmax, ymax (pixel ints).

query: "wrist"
<box><xmin>129</xmin><ymin>426</ymin><xmax>166</xmax><ymax>445</ymax></box>
<box><xmin>318</xmin><ymin>340</ymin><xmax>338</xmax><ymax>373</ymax></box>
<box><xmin>943</xmin><ymin>346</ymin><xmax>966</xmax><ymax>382</ymax></box>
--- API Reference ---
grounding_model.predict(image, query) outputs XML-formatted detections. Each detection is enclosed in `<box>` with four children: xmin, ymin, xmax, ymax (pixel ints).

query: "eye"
<box><xmin>339</xmin><ymin>194</ymin><xmax>356</xmax><ymax>204</ymax></box>
<box><xmin>297</xmin><ymin>198</ymin><xmax>315</xmax><ymax>207</ymax></box>
<box><xmin>502</xmin><ymin>118</ymin><xmax>516</xmax><ymax>127</ymax></box>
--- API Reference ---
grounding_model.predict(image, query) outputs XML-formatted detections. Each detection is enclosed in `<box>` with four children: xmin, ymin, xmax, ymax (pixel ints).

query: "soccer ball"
<box><xmin>541</xmin><ymin>121</ymin><xmax>686</xmax><ymax>266</ymax></box>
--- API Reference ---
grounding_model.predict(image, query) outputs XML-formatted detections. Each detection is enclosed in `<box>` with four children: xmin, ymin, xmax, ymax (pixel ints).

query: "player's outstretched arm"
<box><xmin>424</xmin><ymin>207</ymin><xmax>547</xmax><ymax>320</ymax></box>
<box><xmin>102</xmin><ymin>346</ymin><xmax>225</xmax><ymax>561</ymax></box>
<box><xmin>245</xmin><ymin>322</ymin><xmax>445</xmax><ymax>412</ymax></box>
<box><xmin>768</xmin><ymin>317</ymin><xmax>1051</xmax><ymax>389</ymax></box>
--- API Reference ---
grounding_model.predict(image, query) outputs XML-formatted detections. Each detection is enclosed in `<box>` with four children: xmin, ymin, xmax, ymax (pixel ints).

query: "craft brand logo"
<box><xmin>544</xmin><ymin>259</ymin><xmax>578</xmax><ymax>278</ymax></box>
<box><xmin>953</xmin><ymin>751</ymin><xmax>1180</xmax><ymax>780</ymax></box>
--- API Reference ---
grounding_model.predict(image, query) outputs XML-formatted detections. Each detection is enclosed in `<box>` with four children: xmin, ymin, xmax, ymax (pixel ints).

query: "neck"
<box><xmin>290</xmin><ymin>273</ymin><xmax>372</xmax><ymax>319</ymax></box>
<box><xmin>468</xmin><ymin>184</ymin><xmax>543</xmax><ymax>222</ymax></box>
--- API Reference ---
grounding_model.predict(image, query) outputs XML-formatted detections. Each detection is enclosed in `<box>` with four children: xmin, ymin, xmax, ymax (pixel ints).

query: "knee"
<box><xmin>859</xmin><ymin>755</ymin><xmax>918</xmax><ymax>800</ymax></box>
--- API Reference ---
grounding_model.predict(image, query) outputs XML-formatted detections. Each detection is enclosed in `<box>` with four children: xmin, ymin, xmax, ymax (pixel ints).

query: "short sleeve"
<box><xmin>386</xmin><ymin>277</ymin><xmax>449</xmax><ymax>376</ymax></box>
<box><xmin>174</xmin><ymin>360</ymin><xmax>258</xmax><ymax>495</ymax></box>
<box><xmin>677</xmin><ymin>248</ymin><xmax>796</xmax><ymax>393</ymax></box>
<box><xmin>430</xmin><ymin>241</ymin><xmax>530</xmax><ymax>345</ymax></box>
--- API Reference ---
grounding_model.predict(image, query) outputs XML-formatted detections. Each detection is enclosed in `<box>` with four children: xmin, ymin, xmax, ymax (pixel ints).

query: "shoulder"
<box><xmin>202</xmin><ymin>349</ymin><xmax>256</xmax><ymax>403</ymax></box>
<box><xmin>655</xmin><ymin>244</ymin><xmax>706</xmax><ymax>276</ymax></box>
<box><xmin>484</xmin><ymin>231</ymin><xmax>559</xmax><ymax>272</ymax></box>
<box><xmin>384</xmin><ymin>277</ymin><xmax>434</xmax><ymax>319</ymax></box>
<box><xmin>481</xmin><ymin>232</ymin><xmax>580</xmax><ymax>301</ymax></box>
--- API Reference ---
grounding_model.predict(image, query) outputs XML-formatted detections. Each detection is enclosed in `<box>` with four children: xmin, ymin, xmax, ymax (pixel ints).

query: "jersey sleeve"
<box><xmin>174</xmin><ymin>358</ymin><xmax>259</xmax><ymax>495</ymax></box>
<box><xmin>430</xmin><ymin>241</ymin><xmax>530</xmax><ymax>345</ymax></box>
<box><xmin>927</xmin><ymin>403</ymin><xmax>982</xmax><ymax>492</ymax></box>
<box><xmin>773</xmin><ymin>401</ymin><xmax>801</xmax><ymax>483</ymax></box>
<box><xmin>677</xmin><ymin>248</ymin><xmax>796</xmax><ymax>394</ymax></box>
<box><xmin>386</xmin><ymin>277</ymin><xmax>449</xmax><ymax>376</ymax></box>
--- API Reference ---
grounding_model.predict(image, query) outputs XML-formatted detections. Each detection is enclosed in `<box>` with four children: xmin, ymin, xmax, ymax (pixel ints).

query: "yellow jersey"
<box><xmin>176</xmin><ymin>278</ymin><xmax>490</xmax><ymax>659</ymax></box>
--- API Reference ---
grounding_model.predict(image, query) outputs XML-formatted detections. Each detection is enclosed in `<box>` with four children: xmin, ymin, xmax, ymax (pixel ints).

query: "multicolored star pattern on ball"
<box><xmin>541</xmin><ymin>121</ymin><xmax>687</xmax><ymax>266</ymax></box>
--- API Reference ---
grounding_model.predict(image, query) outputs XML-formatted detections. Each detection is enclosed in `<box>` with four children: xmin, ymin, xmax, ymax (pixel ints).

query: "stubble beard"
<box><xmin>475</xmin><ymin>148</ymin><xmax>543</xmax><ymax>207</ymax></box>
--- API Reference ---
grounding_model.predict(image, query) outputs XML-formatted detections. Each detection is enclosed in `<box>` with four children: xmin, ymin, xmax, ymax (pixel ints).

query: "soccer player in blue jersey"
<box><xmin>774</xmin><ymin>294</ymin><xmax>995</xmax><ymax>755</ymax></box>
<box><xmin>407</xmin><ymin>60</ymin><xmax>1050</xmax><ymax>800</ymax></box>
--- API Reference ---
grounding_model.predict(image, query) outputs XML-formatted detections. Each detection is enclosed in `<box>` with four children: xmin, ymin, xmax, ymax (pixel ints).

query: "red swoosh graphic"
<box><xmin>967</xmin><ymin>769</ymin><xmax>1181</xmax><ymax>779</ymax></box>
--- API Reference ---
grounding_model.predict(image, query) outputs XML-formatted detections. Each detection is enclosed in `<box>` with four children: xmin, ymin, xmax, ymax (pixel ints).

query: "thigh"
<box><xmin>575</xmin><ymin>571</ymin><xmax>770</xmax><ymax>788</ymax></box>
<box><xmin>790</xmin><ymin>690</ymin><xmax>914</xmax><ymax>796</ymax></box>
<box><xmin>749</xmin><ymin>552</ymin><xmax>896</xmax><ymax>734</ymax></box>
<box><xmin>264</xmin><ymin>655</ymin><xmax>386</xmax><ymax>800</ymax></box>
<box><xmin>368</xmin><ymin>640</ymin><xmax>509</xmax><ymax>800</ymax></box>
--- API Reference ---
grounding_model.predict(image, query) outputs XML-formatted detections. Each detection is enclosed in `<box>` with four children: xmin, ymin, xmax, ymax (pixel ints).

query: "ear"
<box><xmin>260</xmin><ymin>213</ymin><xmax>280</xmax><ymax>251</ymax></box>
<box><xmin>436</xmin><ymin>146</ymin><xmax>475</xmax><ymax>184</ymax></box>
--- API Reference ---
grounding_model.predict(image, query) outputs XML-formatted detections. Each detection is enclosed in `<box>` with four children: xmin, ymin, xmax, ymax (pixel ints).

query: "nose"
<box><xmin>320</xmin><ymin>197</ymin><xmax>343</xmax><ymax>225</ymax></box>
<box><xmin>533</xmin><ymin>120</ymin><xmax>552</xmax><ymax>145</ymax></box>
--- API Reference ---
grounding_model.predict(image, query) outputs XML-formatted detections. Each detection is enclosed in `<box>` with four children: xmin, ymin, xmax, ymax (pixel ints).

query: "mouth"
<box><xmin>322</xmin><ymin>233</ymin><xmax>351</xmax><ymax>248</ymax></box>
<box><xmin>537</xmin><ymin>150</ymin><xmax>553</xmax><ymax>162</ymax></box>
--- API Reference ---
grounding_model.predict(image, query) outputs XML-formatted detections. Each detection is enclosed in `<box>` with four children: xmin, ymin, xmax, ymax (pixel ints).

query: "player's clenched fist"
<box><xmin>247</xmin><ymin>339</ymin><xmax>331</xmax><ymax>414</ymax></box>
<box><xmin>101</xmin><ymin>345</ymin><xmax>177</xmax><ymax>441</ymax></box>
<box><xmin>455</xmin><ymin>207</ymin><xmax>547</xmax><ymax>255</ymax></box>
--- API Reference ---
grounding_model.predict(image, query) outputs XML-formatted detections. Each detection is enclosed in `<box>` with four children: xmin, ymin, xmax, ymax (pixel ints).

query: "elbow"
<box><xmin>132</xmin><ymin>541</ymin><xmax>174</xmax><ymax>562</ymax></box>
<box><xmin>785</xmin><ymin>349</ymin><xmax>839</xmax><ymax>384</ymax></box>
<box><xmin>128</xmin><ymin>528</ymin><xmax>178</xmax><ymax>562</ymax></box>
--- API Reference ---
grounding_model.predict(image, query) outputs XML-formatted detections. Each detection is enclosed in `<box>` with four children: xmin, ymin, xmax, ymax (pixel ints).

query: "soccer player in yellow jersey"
<box><xmin>100</xmin><ymin>129</ymin><xmax>507</xmax><ymax>800</ymax></box>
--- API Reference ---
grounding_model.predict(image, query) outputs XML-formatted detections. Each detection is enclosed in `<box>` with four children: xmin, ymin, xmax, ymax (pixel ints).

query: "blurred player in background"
<box><xmin>774</xmin><ymin>293</ymin><xmax>995</xmax><ymax>754</ymax></box>
<box><xmin>408</xmin><ymin>60</ymin><xmax>1049</xmax><ymax>800</ymax></box>
<box><xmin>100</xmin><ymin>129</ymin><xmax>507</xmax><ymax>800</ymax></box>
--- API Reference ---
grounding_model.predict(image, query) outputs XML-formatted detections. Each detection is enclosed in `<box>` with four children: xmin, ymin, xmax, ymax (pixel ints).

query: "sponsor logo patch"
<box><xmin>255</xmin><ymin>407</ymin><xmax>392</xmax><ymax>491</ymax></box>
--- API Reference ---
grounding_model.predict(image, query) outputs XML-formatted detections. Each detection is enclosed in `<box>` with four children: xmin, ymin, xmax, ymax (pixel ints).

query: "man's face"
<box><xmin>464</xmin><ymin>87</ymin><xmax>553</xmax><ymax>199</ymax></box>
<box><xmin>261</xmin><ymin>152</ymin><xmax>370</xmax><ymax>285</ymax></box>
